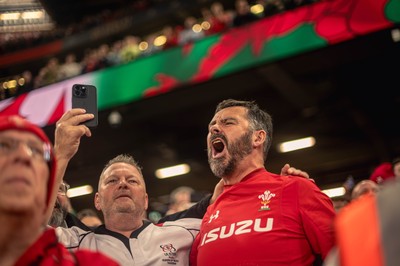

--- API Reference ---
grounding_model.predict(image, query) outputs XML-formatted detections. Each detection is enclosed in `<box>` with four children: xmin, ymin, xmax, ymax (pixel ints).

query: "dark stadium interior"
<box><xmin>3</xmin><ymin>0</ymin><xmax>400</xmax><ymax>213</ymax></box>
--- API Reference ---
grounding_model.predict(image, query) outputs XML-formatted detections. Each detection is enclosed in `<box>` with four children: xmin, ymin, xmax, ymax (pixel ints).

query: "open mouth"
<box><xmin>211</xmin><ymin>139</ymin><xmax>225</xmax><ymax>157</ymax></box>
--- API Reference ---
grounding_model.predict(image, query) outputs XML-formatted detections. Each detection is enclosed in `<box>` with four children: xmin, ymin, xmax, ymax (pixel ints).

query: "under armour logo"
<box><xmin>208</xmin><ymin>210</ymin><xmax>220</xmax><ymax>223</ymax></box>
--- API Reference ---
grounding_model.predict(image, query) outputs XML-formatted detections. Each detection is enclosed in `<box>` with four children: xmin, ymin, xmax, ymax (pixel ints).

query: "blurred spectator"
<box><xmin>178</xmin><ymin>16</ymin><xmax>205</xmax><ymax>46</ymax></box>
<box><xmin>18</xmin><ymin>70</ymin><xmax>35</xmax><ymax>94</ymax></box>
<box><xmin>35</xmin><ymin>57</ymin><xmax>60</xmax><ymax>88</ymax></box>
<box><xmin>119</xmin><ymin>35</ymin><xmax>141</xmax><ymax>64</ymax></box>
<box><xmin>258</xmin><ymin>0</ymin><xmax>286</xmax><ymax>17</ymax></box>
<box><xmin>49</xmin><ymin>180</ymin><xmax>98</xmax><ymax>230</ymax></box>
<box><xmin>392</xmin><ymin>157</ymin><xmax>400</xmax><ymax>179</ymax></box>
<box><xmin>48</xmin><ymin>181</ymin><xmax>71</xmax><ymax>228</ymax></box>
<box><xmin>96</xmin><ymin>43</ymin><xmax>113</xmax><ymax>69</ymax></box>
<box><xmin>201</xmin><ymin>7</ymin><xmax>213</xmax><ymax>25</ymax></box>
<box><xmin>161</xmin><ymin>25</ymin><xmax>180</xmax><ymax>50</ymax></box>
<box><xmin>58</xmin><ymin>53</ymin><xmax>82</xmax><ymax>80</ymax></box>
<box><xmin>203</xmin><ymin>2</ymin><xmax>233</xmax><ymax>36</ymax></box>
<box><xmin>58</xmin><ymin>181</ymin><xmax>75</xmax><ymax>212</ymax></box>
<box><xmin>331</xmin><ymin>197</ymin><xmax>350</xmax><ymax>213</ymax></box>
<box><xmin>330</xmin><ymin>176</ymin><xmax>354</xmax><ymax>212</ymax></box>
<box><xmin>351</xmin><ymin>180</ymin><xmax>380</xmax><ymax>200</ymax></box>
<box><xmin>141</xmin><ymin>33</ymin><xmax>162</xmax><ymax>56</ymax></box>
<box><xmin>105</xmin><ymin>40</ymin><xmax>123</xmax><ymax>66</ymax></box>
<box><xmin>232</xmin><ymin>0</ymin><xmax>260</xmax><ymax>27</ymax></box>
<box><xmin>81</xmin><ymin>46</ymin><xmax>108</xmax><ymax>74</ymax></box>
<box><xmin>77</xmin><ymin>208</ymin><xmax>103</xmax><ymax>229</ymax></box>
<box><xmin>165</xmin><ymin>186</ymin><xmax>195</xmax><ymax>215</ymax></box>
<box><xmin>324</xmin><ymin>176</ymin><xmax>400</xmax><ymax>266</ymax></box>
<box><xmin>369</xmin><ymin>162</ymin><xmax>395</xmax><ymax>184</ymax></box>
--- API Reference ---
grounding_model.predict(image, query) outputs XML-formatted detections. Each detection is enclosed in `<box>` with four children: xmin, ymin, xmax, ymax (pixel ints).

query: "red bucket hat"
<box><xmin>369</xmin><ymin>162</ymin><xmax>395</xmax><ymax>184</ymax></box>
<box><xmin>0</xmin><ymin>115</ymin><xmax>56</xmax><ymax>207</ymax></box>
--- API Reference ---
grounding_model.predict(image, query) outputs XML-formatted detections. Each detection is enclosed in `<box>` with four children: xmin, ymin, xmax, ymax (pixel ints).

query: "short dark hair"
<box><xmin>215</xmin><ymin>99</ymin><xmax>273</xmax><ymax>160</ymax></box>
<box><xmin>102</xmin><ymin>154</ymin><xmax>143</xmax><ymax>175</ymax></box>
<box><xmin>99</xmin><ymin>154</ymin><xmax>144</xmax><ymax>190</ymax></box>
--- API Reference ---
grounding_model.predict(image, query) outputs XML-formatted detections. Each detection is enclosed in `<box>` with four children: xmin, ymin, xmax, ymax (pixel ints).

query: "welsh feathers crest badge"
<box><xmin>258</xmin><ymin>190</ymin><xmax>275</xmax><ymax>211</ymax></box>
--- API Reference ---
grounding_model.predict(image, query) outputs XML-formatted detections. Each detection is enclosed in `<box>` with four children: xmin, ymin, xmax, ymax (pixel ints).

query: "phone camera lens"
<box><xmin>73</xmin><ymin>85</ymin><xmax>87</xmax><ymax>97</ymax></box>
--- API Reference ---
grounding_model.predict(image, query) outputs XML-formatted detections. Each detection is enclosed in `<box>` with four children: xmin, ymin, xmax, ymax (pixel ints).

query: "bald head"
<box><xmin>351</xmin><ymin>180</ymin><xmax>379</xmax><ymax>200</ymax></box>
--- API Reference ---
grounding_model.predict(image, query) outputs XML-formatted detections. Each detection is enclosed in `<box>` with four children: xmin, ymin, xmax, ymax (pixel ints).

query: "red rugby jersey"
<box><xmin>191</xmin><ymin>168</ymin><xmax>336</xmax><ymax>266</ymax></box>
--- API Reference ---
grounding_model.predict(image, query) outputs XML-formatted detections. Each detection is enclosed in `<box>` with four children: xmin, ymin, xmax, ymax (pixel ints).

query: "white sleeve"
<box><xmin>55</xmin><ymin>226</ymin><xmax>91</xmax><ymax>249</ymax></box>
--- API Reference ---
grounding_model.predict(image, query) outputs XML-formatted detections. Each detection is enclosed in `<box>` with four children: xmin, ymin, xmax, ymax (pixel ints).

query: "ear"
<box><xmin>144</xmin><ymin>193</ymin><xmax>149</xmax><ymax>211</ymax></box>
<box><xmin>253</xmin><ymin>130</ymin><xmax>266</xmax><ymax>148</ymax></box>
<box><xmin>94</xmin><ymin>192</ymin><xmax>101</xmax><ymax>211</ymax></box>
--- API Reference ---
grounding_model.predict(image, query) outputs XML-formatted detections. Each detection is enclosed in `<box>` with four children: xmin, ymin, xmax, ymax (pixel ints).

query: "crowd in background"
<box><xmin>0</xmin><ymin>0</ymin><xmax>317</xmax><ymax>100</ymax></box>
<box><xmin>331</xmin><ymin>158</ymin><xmax>400</xmax><ymax>212</ymax></box>
<box><xmin>0</xmin><ymin>1</ymin><xmax>152</xmax><ymax>54</ymax></box>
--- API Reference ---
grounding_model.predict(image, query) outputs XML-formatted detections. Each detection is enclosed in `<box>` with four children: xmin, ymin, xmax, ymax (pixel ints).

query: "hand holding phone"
<box><xmin>72</xmin><ymin>84</ymin><xmax>98</xmax><ymax>127</ymax></box>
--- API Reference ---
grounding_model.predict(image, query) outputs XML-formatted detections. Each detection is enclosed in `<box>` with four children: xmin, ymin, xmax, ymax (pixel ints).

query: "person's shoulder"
<box><xmin>281</xmin><ymin>174</ymin><xmax>314</xmax><ymax>185</ymax></box>
<box><xmin>157</xmin><ymin>217</ymin><xmax>202</xmax><ymax>229</ymax></box>
<box><xmin>259</xmin><ymin>170</ymin><xmax>309</xmax><ymax>184</ymax></box>
<box><xmin>55</xmin><ymin>224</ymin><xmax>92</xmax><ymax>239</ymax></box>
<box><xmin>279</xmin><ymin>174</ymin><xmax>322</xmax><ymax>195</ymax></box>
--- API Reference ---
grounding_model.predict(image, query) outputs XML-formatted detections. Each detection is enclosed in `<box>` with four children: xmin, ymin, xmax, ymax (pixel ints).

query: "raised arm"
<box><xmin>45</xmin><ymin>108</ymin><xmax>94</xmax><ymax>223</ymax></box>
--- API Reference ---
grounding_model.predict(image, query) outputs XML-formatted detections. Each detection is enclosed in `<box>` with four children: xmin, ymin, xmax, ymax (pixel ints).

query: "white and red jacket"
<box><xmin>56</xmin><ymin>196</ymin><xmax>210</xmax><ymax>266</ymax></box>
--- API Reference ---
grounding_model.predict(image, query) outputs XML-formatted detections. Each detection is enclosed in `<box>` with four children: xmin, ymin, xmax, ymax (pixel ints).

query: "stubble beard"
<box><xmin>208</xmin><ymin>131</ymin><xmax>253</xmax><ymax>178</ymax></box>
<box><xmin>113</xmin><ymin>198</ymin><xmax>146</xmax><ymax>220</ymax></box>
<box><xmin>114</xmin><ymin>199</ymin><xmax>136</xmax><ymax>214</ymax></box>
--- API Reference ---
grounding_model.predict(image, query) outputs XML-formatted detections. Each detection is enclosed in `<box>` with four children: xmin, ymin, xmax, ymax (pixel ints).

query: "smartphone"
<box><xmin>72</xmin><ymin>84</ymin><xmax>98</xmax><ymax>127</ymax></box>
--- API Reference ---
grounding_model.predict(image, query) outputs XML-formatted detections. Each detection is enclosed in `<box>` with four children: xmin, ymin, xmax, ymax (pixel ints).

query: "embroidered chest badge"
<box><xmin>258</xmin><ymin>190</ymin><xmax>276</xmax><ymax>211</ymax></box>
<box><xmin>160</xmin><ymin>243</ymin><xmax>179</xmax><ymax>265</ymax></box>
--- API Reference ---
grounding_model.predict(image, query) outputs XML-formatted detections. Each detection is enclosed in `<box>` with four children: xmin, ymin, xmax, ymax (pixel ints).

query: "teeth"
<box><xmin>212</xmin><ymin>139</ymin><xmax>224</xmax><ymax>153</ymax></box>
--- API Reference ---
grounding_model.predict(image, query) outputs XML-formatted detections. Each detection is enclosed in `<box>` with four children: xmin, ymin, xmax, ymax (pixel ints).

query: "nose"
<box><xmin>209</xmin><ymin>123</ymin><xmax>220</xmax><ymax>134</ymax></box>
<box><xmin>14</xmin><ymin>142</ymin><xmax>34</xmax><ymax>158</ymax></box>
<box><xmin>118</xmin><ymin>179</ymin><xmax>128</xmax><ymax>188</ymax></box>
<box><xmin>9</xmin><ymin>143</ymin><xmax>33</xmax><ymax>166</ymax></box>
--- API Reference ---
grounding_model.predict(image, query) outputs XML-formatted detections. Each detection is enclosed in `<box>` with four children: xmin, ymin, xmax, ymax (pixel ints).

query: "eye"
<box><xmin>106</xmin><ymin>179</ymin><xmax>117</xmax><ymax>184</ymax></box>
<box><xmin>0</xmin><ymin>139</ymin><xmax>12</xmax><ymax>151</ymax></box>
<box><xmin>128</xmin><ymin>179</ymin><xmax>138</xmax><ymax>184</ymax></box>
<box><xmin>28</xmin><ymin>143</ymin><xmax>44</xmax><ymax>157</ymax></box>
<box><xmin>223</xmin><ymin>119</ymin><xmax>235</xmax><ymax>125</ymax></box>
